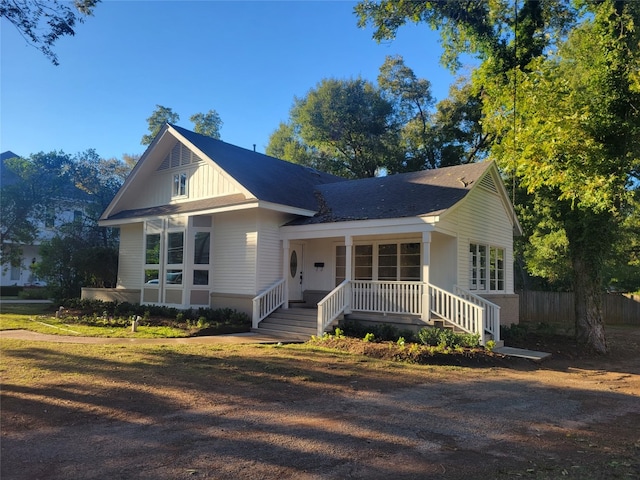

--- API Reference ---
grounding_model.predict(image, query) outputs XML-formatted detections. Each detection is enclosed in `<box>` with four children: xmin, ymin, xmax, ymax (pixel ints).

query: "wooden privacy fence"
<box><xmin>519</xmin><ymin>291</ymin><xmax>640</xmax><ymax>326</ymax></box>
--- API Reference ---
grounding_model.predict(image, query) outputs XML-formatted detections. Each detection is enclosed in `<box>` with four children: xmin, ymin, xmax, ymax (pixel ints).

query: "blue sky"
<box><xmin>1</xmin><ymin>0</ymin><xmax>464</xmax><ymax>160</ymax></box>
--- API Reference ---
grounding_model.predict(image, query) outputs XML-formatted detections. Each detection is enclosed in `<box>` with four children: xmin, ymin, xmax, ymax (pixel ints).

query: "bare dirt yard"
<box><xmin>1</xmin><ymin>326</ymin><xmax>639</xmax><ymax>480</ymax></box>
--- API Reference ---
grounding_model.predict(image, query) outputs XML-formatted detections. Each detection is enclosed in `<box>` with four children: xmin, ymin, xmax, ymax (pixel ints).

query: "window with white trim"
<box><xmin>348</xmin><ymin>241</ymin><xmax>421</xmax><ymax>282</ymax></box>
<box><xmin>172</xmin><ymin>172</ymin><xmax>187</xmax><ymax>197</ymax></box>
<box><xmin>469</xmin><ymin>243</ymin><xmax>504</xmax><ymax>291</ymax></box>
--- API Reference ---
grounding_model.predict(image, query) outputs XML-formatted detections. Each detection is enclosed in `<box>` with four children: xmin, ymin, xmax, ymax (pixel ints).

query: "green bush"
<box><xmin>417</xmin><ymin>327</ymin><xmax>480</xmax><ymax>348</ymax></box>
<box><xmin>339</xmin><ymin>318</ymin><xmax>416</xmax><ymax>343</ymax></box>
<box><xmin>58</xmin><ymin>299</ymin><xmax>250</xmax><ymax>329</ymax></box>
<box><xmin>0</xmin><ymin>286</ymin><xmax>23</xmax><ymax>297</ymax></box>
<box><xmin>18</xmin><ymin>287</ymin><xmax>51</xmax><ymax>300</ymax></box>
<box><xmin>501</xmin><ymin>323</ymin><xmax>529</xmax><ymax>343</ymax></box>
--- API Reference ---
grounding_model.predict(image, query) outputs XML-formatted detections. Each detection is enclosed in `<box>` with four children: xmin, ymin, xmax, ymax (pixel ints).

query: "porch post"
<box><xmin>422</xmin><ymin>231</ymin><xmax>431</xmax><ymax>321</ymax></box>
<box><xmin>344</xmin><ymin>235</ymin><xmax>352</xmax><ymax>314</ymax></box>
<box><xmin>282</xmin><ymin>239</ymin><xmax>290</xmax><ymax>310</ymax></box>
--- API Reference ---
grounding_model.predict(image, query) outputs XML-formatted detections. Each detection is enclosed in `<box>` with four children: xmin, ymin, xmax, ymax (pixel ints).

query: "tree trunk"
<box><xmin>572</xmin><ymin>256</ymin><xmax>608</xmax><ymax>354</ymax></box>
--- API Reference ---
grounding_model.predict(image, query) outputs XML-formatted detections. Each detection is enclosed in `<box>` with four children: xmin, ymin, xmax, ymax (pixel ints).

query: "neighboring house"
<box><xmin>0</xmin><ymin>150</ymin><xmax>87</xmax><ymax>287</ymax></box>
<box><xmin>88</xmin><ymin>124</ymin><xmax>522</xmax><ymax>344</ymax></box>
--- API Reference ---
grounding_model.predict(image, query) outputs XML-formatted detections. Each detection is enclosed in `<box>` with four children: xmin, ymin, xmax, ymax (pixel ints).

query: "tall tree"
<box><xmin>1</xmin><ymin>0</ymin><xmax>100</xmax><ymax>65</ymax></box>
<box><xmin>1</xmin><ymin>151</ymin><xmax>73</xmax><ymax>268</ymax></box>
<box><xmin>377</xmin><ymin>55</ymin><xmax>435</xmax><ymax>171</ymax></box>
<box><xmin>190</xmin><ymin>109</ymin><xmax>223</xmax><ymax>139</ymax></box>
<box><xmin>357</xmin><ymin>0</ymin><xmax>640</xmax><ymax>353</ymax></box>
<box><xmin>293</xmin><ymin>78</ymin><xmax>398</xmax><ymax>178</ymax></box>
<box><xmin>141</xmin><ymin>105</ymin><xmax>179</xmax><ymax>145</ymax></box>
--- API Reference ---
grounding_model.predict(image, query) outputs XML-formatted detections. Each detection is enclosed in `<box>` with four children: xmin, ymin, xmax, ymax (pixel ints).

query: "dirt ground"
<box><xmin>1</xmin><ymin>326</ymin><xmax>639</xmax><ymax>480</ymax></box>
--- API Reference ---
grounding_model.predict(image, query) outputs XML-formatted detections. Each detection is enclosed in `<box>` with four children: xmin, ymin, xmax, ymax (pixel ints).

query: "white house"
<box><xmin>0</xmin><ymin>151</ymin><xmax>88</xmax><ymax>287</ymax></box>
<box><xmin>87</xmin><ymin>124</ymin><xmax>522</xmax><ymax>344</ymax></box>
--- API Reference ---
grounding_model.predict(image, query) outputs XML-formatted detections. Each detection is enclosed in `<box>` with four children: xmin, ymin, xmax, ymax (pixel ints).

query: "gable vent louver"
<box><xmin>157</xmin><ymin>142</ymin><xmax>204</xmax><ymax>171</ymax></box>
<box><xmin>478</xmin><ymin>174</ymin><xmax>498</xmax><ymax>194</ymax></box>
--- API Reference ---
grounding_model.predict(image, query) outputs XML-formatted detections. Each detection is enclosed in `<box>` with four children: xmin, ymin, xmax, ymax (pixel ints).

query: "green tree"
<box><xmin>1</xmin><ymin>0</ymin><xmax>100</xmax><ymax>65</ymax></box>
<box><xmin>1</xmin><ymin>151</ymin><xmax>73</xmax><ymax>269</ymax></box>
<box><xmin>141</xmin><ymin>105</ymin><xmax>180</xmax><ymax>145</ymax></box>
<box><xmin>377</xmin><ymin>55</ymin><xmax>435</xmax><ymax>171</ymax></box>
<box><xmin>1</xmin><ymin>150</ymin><xmax>128</xmax><ymax>297</ymax></box>
<box><xmin>431</xmin><ymin>78</ymin><xmax>491</xmax><ymax>166</ymax></box>
<box><xmin>271</xmin><ymin>78</ymin><xmax>399</xmax><ymax>178</ymax></box>
<box><xmin>190</xmin><ymin>109</ymin><xmax>223</xmax><ymax>139</ymax></box>
<box><xmin>266</xmin><ymin>122</ymin><xmax>320</xmax><ymax>166</ymax></box>
<box><xmin>357</xmin><ymin>0</ymin><xmax>640</xmax><ymax>353</ymax></box>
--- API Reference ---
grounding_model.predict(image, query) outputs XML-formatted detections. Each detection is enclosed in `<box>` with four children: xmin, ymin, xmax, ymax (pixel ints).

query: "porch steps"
<box><xmin>253</xmin><ymin>307</ymin><xmax>319</xmax><ymax>341</ymax></box>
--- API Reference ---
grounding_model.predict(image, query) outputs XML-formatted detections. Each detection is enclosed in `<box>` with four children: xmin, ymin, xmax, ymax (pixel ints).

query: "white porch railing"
<box><xmin>317</xmin><ymin>280</ymin><xmax>350</xmax><ymax>336</ymax></box>
<box><xmin>350</xmin><ymin>281</ymin><xmax>424</xmax><ymax>315</ymax></box>
<box><xmin>430</xmin><ymin>284</ymin><xmax>483</xmax><ymax>338</ymax></box>
<box><xmin>454</xmin><ymin>285</ymin><xmax>501</xmax><ymax>343</ymax></box>
<box><xmin>251</xmin><ymin>278</ymin><xmax>498</xmax><ymax>345</ymax></box>
<box><xmin>251</xmin><ymin>279</ymin><xmax>285</xmax><ymax>329</ymax></box>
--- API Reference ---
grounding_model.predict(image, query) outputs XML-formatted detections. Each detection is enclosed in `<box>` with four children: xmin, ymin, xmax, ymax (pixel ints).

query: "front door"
<box><xmin>288</xmin><ymin>243</ymin><xmax>304</xmax><ymax>302</ymax></box>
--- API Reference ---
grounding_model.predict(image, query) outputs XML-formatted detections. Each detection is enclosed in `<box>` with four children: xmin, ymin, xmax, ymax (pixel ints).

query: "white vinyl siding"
<box><xmin>117</xmin><ymin>144</ymin><xmax>245</xmax><ymax>211</ymax></box>
<box><xmin>256</xmin><ymin>211</ymin><xmax>285</xmax><ymax>291</ymax></box>
<box><xmin>440</xmin><ymin>176</ymin><xmax>515</xmax><ymax>294</ymax></box>
<box><xmin>212</xmin><ymin>210</ymin><xmax>258</xmax><ymax>295</ymax></box>
<box><xmin>117</xmin><ymin>223</ymin><xmax>143</xmax><ymax>288</ymax></box>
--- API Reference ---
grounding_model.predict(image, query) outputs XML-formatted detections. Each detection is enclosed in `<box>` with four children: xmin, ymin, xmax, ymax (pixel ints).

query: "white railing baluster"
<box><xmin>317</xmin><ymin>280</ymin><xmax>350</xmax><ymax>336</ymax></box>
<box><xmin>251</xmin><ymin>279</ymin><xmax>285</xmax><ymax>329</ymax></box>
<box><xmin>453</xmin><ymin>285</ymin><xmax>501</xmax><ymax>345</ymax></box>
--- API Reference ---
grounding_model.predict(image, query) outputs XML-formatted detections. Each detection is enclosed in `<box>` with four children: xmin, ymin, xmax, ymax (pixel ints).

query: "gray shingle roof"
<box><xmin>289</xmin><ymin>161</ymin><xmax>493</xmax><ymax>225</ymax></box>
<box><xmin>172</xmin><ymin>125</ymin><xmax>346</xmax><ymax>211</ymax></box>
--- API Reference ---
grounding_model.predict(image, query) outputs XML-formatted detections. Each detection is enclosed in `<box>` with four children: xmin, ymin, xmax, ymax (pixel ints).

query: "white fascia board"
<box><xmin>100</xmin><ymin>126</ymin><xmax>174</xmax><ymax>220</ymax></box>
<box><xmin>281</xmin><ymin>217</ymin><xmax>436</xmax><ymax>240</ymax></box>
<box><xmin>257</xmin><ymin>200</ymin><xmax>317</xmax><ymax>217</ymax></box>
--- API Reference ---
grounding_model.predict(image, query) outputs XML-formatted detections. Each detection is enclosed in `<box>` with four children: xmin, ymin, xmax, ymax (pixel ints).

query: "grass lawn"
<box><xmin>0</xmin><ymin>302</ymin><xmax>189</xmax><ymax>338</ymax></box>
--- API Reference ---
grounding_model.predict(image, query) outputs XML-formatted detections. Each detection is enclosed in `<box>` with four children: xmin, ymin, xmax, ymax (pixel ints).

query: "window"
<box><xmin>73</xmin><ymin>210</ymin><xmax>83</xmax><ymax>223</ymax></box>
<box><xmin>335</xmin><ymin>245</ymin><xmax>346</xmax><ymax>286</ymax></box>
<box><xmin>347</xmin><ymin>242</ymin><xmax>421</xmax><ymax>282</ymax></box>
<box><xmin>194</xmin><ymin>232</ymin><xmax>210</xmax><ymax>264</ymax></box>
<box><xmin>193</xmin><ymin>231</ymin><xmax>210</xmax><ymax>286</ymax></box>
<box><xmin>172</xmin><ymin>172</ymin><xmax>187</xmax><ymax>197</ymax></box>
<box><xmin>469</xmin><ymin>243</ymin><xmax>504</xmax><ymax>291</ymax></box>
<box><xmin>167</xmin><ymin>232</ymin><xmax>184</xmax><ymax>264</ymax></box>
<box><xmin>145</xmin><ymin>234</ymin><xmax>160</xmax><ymax>264</ymax></box>
<box><xmin>400</xmin><ymin>243</ymin><xmax>421</xmax><ymax>281</ymax></box>
<box><xmin>490</xmin><ymin>247</ymin><xmax>505</xmax><ymax>291</ymax></box>
<box><xmin>378</xmin><ymin>244</ymin><xmax>397</xmax><ymax>280</ymax></box>
<box><xmin>354</xmin><ymin>245</ymin><xmax>373</xmax><ymax>280</ymax></box>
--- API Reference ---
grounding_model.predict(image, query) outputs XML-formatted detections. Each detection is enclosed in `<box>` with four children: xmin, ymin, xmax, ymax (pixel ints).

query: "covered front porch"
<box><xmin>252</xmin><ymin>220</ymin><xmax>502</xmax><ymax>346</ymax></box>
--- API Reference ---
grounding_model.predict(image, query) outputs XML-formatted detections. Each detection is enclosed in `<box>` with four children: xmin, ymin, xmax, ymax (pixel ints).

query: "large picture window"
<box><xmin>469</xmin><ymin>243</ymin><xmax>504</xmax><ymax>291</ymax></box>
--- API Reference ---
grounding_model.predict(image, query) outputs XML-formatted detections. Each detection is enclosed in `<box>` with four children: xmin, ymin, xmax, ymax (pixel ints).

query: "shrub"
<box><xmin>501</xmin><ymin>323</ymin><xmax>529</xmax><ymax>343</ymax></box>
<box><xmin>339</xmin><ymin>318</ymin><xmax>416</xmax><ymax>343</ymax></box>
<box><xmin>18</xmin><ymin>287</ymin><xmax>50</xmax><ymax>300</ymax></box>
<box><xmin>417</xmin><ymin>327</ymin><xmax>480</xmax><ymax>348</ymax></box>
